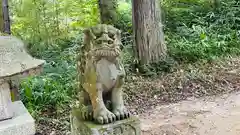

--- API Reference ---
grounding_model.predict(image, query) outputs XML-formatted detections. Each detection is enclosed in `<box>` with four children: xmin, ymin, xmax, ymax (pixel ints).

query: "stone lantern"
<box><xmin>0</xmin><ymin>36</ymin><xmax>45</xmax><ymax>135</ymax></box>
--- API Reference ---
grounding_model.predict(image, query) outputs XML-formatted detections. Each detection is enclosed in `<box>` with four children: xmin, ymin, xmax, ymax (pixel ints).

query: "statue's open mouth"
<box><xmin>94</xmin><ymin>45</ymin><xmax>120</xmax><ymax>57</ymax></box>
<box><xmin>94</xmin><ymin>48</ymin><xmax>120</xmax><ymax>57</ymax></box>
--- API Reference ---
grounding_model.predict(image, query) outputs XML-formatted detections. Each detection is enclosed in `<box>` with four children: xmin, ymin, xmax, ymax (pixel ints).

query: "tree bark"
<box><xmin>98</xmin><ymin>0</ymin><xmax>118</xmax><ymax>25</ymax></box>
<box><xmin>0</xmin><ymin>0</ymin><xmax>3</xmax><ymax>32</ymax></box>
<box><xmin>132</xmin><ymin>0</ymin><xmax>167</xmax><ymax>65</ymax></box>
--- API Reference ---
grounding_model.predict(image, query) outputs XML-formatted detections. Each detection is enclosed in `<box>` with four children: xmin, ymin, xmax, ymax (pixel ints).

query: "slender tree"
<box><xmin>132</xmin><ymin>0</ymin><xmax>167</xmax><ymax>65</ymax></box>
<box><xmin>2</xmin><ymin>0</ymin><xmax>10</xmax><ymax>34</ymax></box>
<box><xmin>98</xmin><ymin>0</ymin><xmax>118</xmax><ymax>25</ymax></box>
<box><xmin>0</xmin><ymin>0</ymin><xmax>3</xmax><ymax>32</ymax></box>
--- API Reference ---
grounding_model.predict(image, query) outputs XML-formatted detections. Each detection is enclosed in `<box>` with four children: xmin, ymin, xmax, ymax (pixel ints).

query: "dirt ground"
<box><xmin>140</xmin><ymin>91</ymin><xmax>240</xmax><ymax>135</ymax></box>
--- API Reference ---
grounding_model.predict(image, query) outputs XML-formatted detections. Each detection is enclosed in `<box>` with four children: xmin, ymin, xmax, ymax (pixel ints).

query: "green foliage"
<box><xmin>161</xmin><ymin>0</ymin><xmax>213</xmax><ymax>30</ymax></box>
<box><xmin>10</xmin><ymin>0</ymin><xmax>99</xmax><ymax>54</ymax></box>
<box><xmin>20</xmin><ymin>44</ymin><xmax>78</xmax><ymax>116</ymax></box>
<box><xmin>115</xmin><ymin>1</ymin><xmax>132</xmax><ymax>33</ymax></box>
<box><xmin>121</xmin><ymin>44</ymin><xmax>135</xmax><ymax>74</ymax></box>
<box><xmin>162</xmin><ymin>0</ymin><xmax>240</xmax><ymax>62</ymax></box>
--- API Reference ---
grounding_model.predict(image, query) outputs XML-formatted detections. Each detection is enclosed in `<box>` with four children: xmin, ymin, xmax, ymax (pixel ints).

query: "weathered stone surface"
<box><xmin>0</xmin><ymin>101</ymin><xmax>35</xmax><ymax>135</ymax></box>
<box><xmin>0</xmin><ymin>36</ymin><xmax>45</xmax><ymax>78</ymax></box>
<box><xmin>71</xmin><ymin>114</ymin><xmax>141</xmax><ymax>135</ymax></box>
<box><xmin>0</xmin><ymin>81</ymin><xmax>13</xmax><ymax>120</ymax></box>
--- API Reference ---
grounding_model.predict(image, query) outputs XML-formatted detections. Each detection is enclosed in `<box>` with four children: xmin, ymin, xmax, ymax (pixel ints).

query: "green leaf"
<box><xmin>200</xmin><ymin>33</ymin><xmax>206</xmax><ymax>40</ymax></box>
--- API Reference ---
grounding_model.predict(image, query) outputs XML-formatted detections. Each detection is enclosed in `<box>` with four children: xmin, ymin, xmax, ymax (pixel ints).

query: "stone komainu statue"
<box><xmin>76</xmin><ymin>24</ymin><xmax>130</xmax><ymax>124</ymax></box>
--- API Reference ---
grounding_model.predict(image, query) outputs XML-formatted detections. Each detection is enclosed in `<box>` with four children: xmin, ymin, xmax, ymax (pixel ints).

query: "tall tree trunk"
<box><xmin>98</xmin><ymin>0</ymin><xmax>118</xmax><ymax>25</ymax></box>
<box><xmin>132</xmin><ymin>0</ymin><xmax>167</xmax><ymax>65</ymax></box>
<box><xmin>2</xmin><ymin>0</ymin><xmax>10</xmax><ymax>34</ymax></box>
<box><xmin>0</xmin><ymin>0</ymin><xmax>3</xmax><ymax>32</ymax></box>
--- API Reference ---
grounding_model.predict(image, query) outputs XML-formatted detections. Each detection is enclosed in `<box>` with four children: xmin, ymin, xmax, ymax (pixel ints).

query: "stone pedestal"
<box><xmin>0</xmin><ymin>101</ymin><xmax>36</xmax><ymax>135</ymax></box>
<box><xmin>71</xmin><ymin>115</ymin><xmax>141</xmax><ymax>135</ymax></box>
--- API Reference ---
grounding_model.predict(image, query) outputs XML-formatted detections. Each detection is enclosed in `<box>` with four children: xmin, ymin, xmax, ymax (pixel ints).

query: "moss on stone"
<box><xmin>71</xmin><ymin>114</ymin><xmax>141</xmax><ymax>135</ymax></box>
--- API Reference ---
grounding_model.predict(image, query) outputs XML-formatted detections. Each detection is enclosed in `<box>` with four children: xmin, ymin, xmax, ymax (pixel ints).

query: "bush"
<box><xmin>116</xmin><ymin>1</ymin><xmax>132</xmax><ymax>34</ymax></box>
<box><xmin>163</xmin><ymin>0</ymin><xmax>240</xmax><ymax>62</ymax></box>
<box><xmin>20</xmin><ymin>43</ymin><xmax>79</xmax><ymax>117</ymax></box>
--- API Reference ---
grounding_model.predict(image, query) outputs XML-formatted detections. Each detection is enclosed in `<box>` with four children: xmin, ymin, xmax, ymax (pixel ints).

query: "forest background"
<box><xmin>5</xmin><ymin>0</ymin><xmax>240</xmax><ymax>134</ymax></box>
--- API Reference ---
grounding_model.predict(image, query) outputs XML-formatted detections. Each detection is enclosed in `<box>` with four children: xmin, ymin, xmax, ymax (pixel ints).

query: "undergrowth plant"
<box><xmin>163</xmin><ymin>0</ymin><xmax>240</xmax><ymax>62</ymax></box>
<box><xmin>20</xmin><ymin>43</ymin><xmax>80</xmax><ymax>118</ymax></box>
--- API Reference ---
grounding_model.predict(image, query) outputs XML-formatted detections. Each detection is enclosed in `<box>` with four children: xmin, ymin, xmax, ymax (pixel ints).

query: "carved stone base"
<box><xmin>70</xmin><ymin>114</ymin><xmax>141</xmax><ymax>135</ymax></box>
<box><xmin>0</xmin><ymin>101</ymin><xmax>36</xmax><ymax>135</ymax></box>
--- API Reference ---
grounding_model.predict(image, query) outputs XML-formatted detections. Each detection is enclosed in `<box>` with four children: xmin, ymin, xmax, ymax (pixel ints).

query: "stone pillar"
<box><xmin>0</xmin><ymin>80</ymin><xmax>13</xmax><ymax>121</ymax></box>
<box><xmin>0</xmin><ymin>79</ymin><xmax>36</xmax><ymax>135</ymax></box>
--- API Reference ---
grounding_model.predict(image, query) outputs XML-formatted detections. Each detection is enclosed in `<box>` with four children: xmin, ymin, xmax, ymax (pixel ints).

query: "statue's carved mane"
<box><xmin>77</xmin><ymin>24</ymin><xmax>122</xmax><ymax>76</ymax></box>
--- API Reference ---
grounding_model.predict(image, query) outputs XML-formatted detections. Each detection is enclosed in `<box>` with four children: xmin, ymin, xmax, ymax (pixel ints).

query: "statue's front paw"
<box><xmin>94</xmin><ymin>109</ymin><xmax>116</xmax><ymax>124</ymax></box>
<box><xmin>112</xmin><ymin>107</ymin><xmax>131</xmax><ymax>120</ymax></box>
